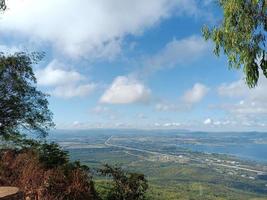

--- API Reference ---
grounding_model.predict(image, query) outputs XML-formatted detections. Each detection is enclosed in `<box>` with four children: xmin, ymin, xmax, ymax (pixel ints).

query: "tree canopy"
<box><xmin>203</xmin><ymin>0</ymin><xmax>267</xmax><ymax>88</ymax></box>
<box><xmin>0</xmin><ymin>0</ymin><xmax>6</xmax><ymax>11</ymax></box>
<box><xmin>99</xmin><ymin>164</ymin><xmax>148</xmax><ymax>200</ymax></box>
<box><xmin>0</xmin><ymin>52</ymin><xmax>54</xmax><ymax>141</ymax></box>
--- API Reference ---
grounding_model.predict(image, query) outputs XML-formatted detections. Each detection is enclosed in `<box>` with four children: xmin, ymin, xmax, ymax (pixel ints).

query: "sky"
<box><xmin>1</xmin><ymin>0</ymin><xmax>267</xmax><ymax>131</ymax></box>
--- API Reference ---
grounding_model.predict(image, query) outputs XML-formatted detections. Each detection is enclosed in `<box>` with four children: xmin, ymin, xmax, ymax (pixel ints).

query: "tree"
<box><xmin>99</xmin><ymin>164</ymin><xmax>148</xmax><ymax>200</ymax></box>
<box><xmin>202</xmin><ymin>0</ymin><xmax>267</xmax><ymax>88</ymax></box>
<box><xmin>0</xmin><ymin>52</ymin><xmax>54</xmax><ymax>141</ymax></box>
<box><xmin>0</xmin><ymin>0</ymin><xmax>6</xmax><ymax>11</ymax></box>
<box><xmin>37</xmin><ymin>142</ymin><xmax>69</xmax><ymax>169</ymax></box>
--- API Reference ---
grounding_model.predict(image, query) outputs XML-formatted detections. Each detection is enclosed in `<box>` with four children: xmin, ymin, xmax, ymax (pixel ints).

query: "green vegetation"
<box><xmin>37</xmin><ymin>142</ymin><xmax>69</xmax><ymax>169</ymax></box>
<box><xmin>0</xmin><ymin>0</ymin><xmax>6</xmax><ymax>11</ymax></box>
<box><xmin>202</xmin><ymin>0</ymin><xmax>267</xmax><ymax>87</ymax></box>
<box><xmin>64</xmin><ymin>133</ymin><xmax>267</xmax><ymax>200</ymax></box>
<box><xmin>0</xmin><ymin>52</ymin><xmax>54</xmax><ymax>141</ymax></box>
<box><xmin>71</xmin><ymin>147</ymin><xmax>267</xmax><ymax>200</ymax></box>
<box><xmin>98</xmin><ymin>164</ymin><xmax>148</xmax><ymax>200</ymax></box>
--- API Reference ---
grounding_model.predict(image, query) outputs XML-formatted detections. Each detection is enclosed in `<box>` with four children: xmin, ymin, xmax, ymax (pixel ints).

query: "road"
<box><xmin>105</xmin><ymin>136</ymin><xmax>266</xmax><ymax>174</ymax></box>
<box><xmin>105</xmin><ymin>136</ymin><xmax>183</xmax><ymax>159</ymax></box>
<box><xmin>212</xmin><ymin>163</ymin><xmax>265</xmax><ymax>174</ymax></box>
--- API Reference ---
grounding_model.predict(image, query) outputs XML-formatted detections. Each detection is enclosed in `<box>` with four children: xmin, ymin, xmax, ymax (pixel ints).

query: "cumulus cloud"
<box><xmin>182</xmin><ymin>83</ymin><xmax>209</xmax><ymax>104</ymax></box>
<box><xmin>155</xmin><ymin>83</ymin><xmax>209</xmax><ymax>113</ymax></box>
<box><xmin>0</xmin><ymin>0</ymin><xmax>202</xmax><ymax>59</ymax></box>
<box><xmin>203</xmin><ymin>118</ymin><xmax>212</xmax><ymax>125</ymax></box>
<box><xmin>201</xmin><ymin>115</ymin><xmax>267</xmax><ymax>130</ymax></box>
<box><xmin>100</xmin><ymin>76</ymin><xmax>150</xmax><ymax>104</ymax></box>
<box><xmin>36</xmin><ymin>60</ymin><xmax>96</xmax><ymax>98</ymax></box>
<box><xmin>36</xmin><ymin>60</ymin><xmax>84</xmax><ymax>86</ymax></box>
<box><xmin>203</xmin><ymin>118</ymin><xmax>231</xmax><ymax>126</ymax></box>
<box><xmin>142</xmin><ymin>36</ymin><xmax>210</xmax><ymax>74</ymax></box>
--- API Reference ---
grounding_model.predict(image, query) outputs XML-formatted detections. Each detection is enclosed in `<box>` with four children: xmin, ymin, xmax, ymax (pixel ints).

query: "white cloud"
<box><xmin>203</xmin><ymin>118</ymin><xmax>233</xmax><ymax>126</ymax></box>
<box><xmin>0</xmin><ymin>0</ymin><xmax>201</xmax><ymax>59</ymax></box>
<box><xmin>199</xmin><ymin>116</ymin><xmax>267</xmax><ymax>130</ymax></box>
<box><xmin>217</xmin><ymin>101</ymin><xmax>267</xmax><ymax>116</ymax></box>
<box><xmin>92</xmin><ymin>106</ymin><xmax>110</xmax><ymax>114</ymax></box>
<box><xmin>155</xmin><ymin>103</ymin><xmax>175</xmax><ymax>112</ymax></box>
<box><xmin>100</xmin><ymin>76</ymin><xmax>150</xmax><ymax>104</ymax></box>
<box><xmin>155</xmin><ymin>102</ymin><xmax>189</xmax><ymax>112</ymax></box>
<box><xmin>218</xmin><ymin>74</ymin><xmax>267</xmax><ymax>101</ymax></box>
<box><xmin>148</xmin><ymin>121</ymin><xmax>186</xmax><ymax>129</ymax></box>
<box><xmin>155</xmin><ymin>83</ymin><xmax>209</xmax><ymax>113</ymax></box>
<box><xmin>36</xmin><ymin>59</ymin><xmax>96</xmax><ymax>98</ymax></box>
<box><xmin>207</xmin><ymin>74</ymin><xmax>267</xmax><ymax>130</ymax></box>
<box><xmin>182</xmin><ymin>83</ymin><xmax>209</xmax><ymax>104</ymax></box>
<box><xmin>51</xmin><ymin>83</ymin><xmax>96</xmax><ymax>98</ymax></box>
<box><xmin>217</xmin><ymin>74</ymin><xmax>267</xmax><ymax>116</ymax></box>
<box><xmin>72</xmin><ymin>121</ymin><xmax>84</xmax><ymax>129</ymax></box>
<box><xmin>163</xmin><ymin>122</ymin><xmax>181</xmax><ymax>127</ymax></box>
<box><xmin>218</xmin><ymin>80</ymin><xmax>248</xmax><ymax>98</ymax></box>
<box><xmin>143</xmin><ymin>36</ymin><xmax>210</xmax><ymax>74</ymax></box>
<box><xmin>36</xmin><ymin>60</ymin><xmax>84</xmax><ymax>86</ymax></box>
<box><xmin>203</xmin><ymin>118</ymin><xmax>212</xmax><ymax>125</ymax></box>
<box><xmin>91</xmin><ymin>105</ymin><xmax>119</xmax><ymax>120</ymax></box>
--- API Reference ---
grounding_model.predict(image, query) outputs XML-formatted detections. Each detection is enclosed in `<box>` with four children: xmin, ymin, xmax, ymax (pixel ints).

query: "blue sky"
<box><xmin>1</xmin><ymin>0</ymin><xmax>267</xmax><ymax>131</ymax></box>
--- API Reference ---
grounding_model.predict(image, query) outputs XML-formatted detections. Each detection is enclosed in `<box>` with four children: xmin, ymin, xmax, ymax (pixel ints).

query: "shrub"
<box><xmin>0</xmin><ymin>148</ymin><xmax>98</xmax><ymax>200</ymax></box>
<box><xmin>99</xmin><ymin>164</ymin><xmax>148</xmax><ymax>200</ymax></box>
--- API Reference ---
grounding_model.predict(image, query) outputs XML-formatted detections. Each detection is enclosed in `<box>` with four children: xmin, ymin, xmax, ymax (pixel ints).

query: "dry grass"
<box><xmin>0</xmin><ymin>149</ymin><xmax>98</xmax><ymax>200</ymax></box>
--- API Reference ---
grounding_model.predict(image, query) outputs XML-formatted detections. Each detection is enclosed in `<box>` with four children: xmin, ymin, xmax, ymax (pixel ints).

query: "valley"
<box><xmin>50</xmin><ymin>130</ymin><xmax>267</xmax><ymax>200</ymax></box>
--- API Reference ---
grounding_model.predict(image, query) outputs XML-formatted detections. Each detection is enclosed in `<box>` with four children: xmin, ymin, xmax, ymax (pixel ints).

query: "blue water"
<box><xmin>172</xmin><ymin>131</ymin><xmax>267</xmax><ymax>163</ymax></box>
<box><xmin>179</xmin><ymin>143</ymin><xmax>267</xmax><ymax>163</ymax></box>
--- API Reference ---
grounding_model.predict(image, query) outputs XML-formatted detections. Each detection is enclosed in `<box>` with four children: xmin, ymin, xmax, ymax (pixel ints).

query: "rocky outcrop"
<box><xmin>0</xmin><ymin>187</ymin><xmax>23</xmax><ymax>200</ymax></box>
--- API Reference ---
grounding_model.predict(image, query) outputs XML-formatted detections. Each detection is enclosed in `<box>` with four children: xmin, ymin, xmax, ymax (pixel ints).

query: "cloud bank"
<box><xmin>0</xmin><ymin>0</ymin><xmax>202</xmax><ymax>59</ymax></box>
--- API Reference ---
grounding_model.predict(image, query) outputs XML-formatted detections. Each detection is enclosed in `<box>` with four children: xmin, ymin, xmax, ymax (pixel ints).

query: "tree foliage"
<box><xmin>0</xmin><ymin>0</ymin><xmax>6</xmax><ymax>11</ymax></box>
<box><xmin>0</xmin><ymin>52</ymin><xmax>54</xmax><ymax>141</ymax></box>
<box><xmin>202</xmin><ymin>0</ymin><xmax>267</xmax><ymax>87</ymax></box>
<box><xmin>99</xmin><ymin>164</ymin><xmax>148</xmax><ymax>200</ymax></box>
<box><xmin>37</xmin><ymin>142</ymin><xmax>69</xmax><ymax>169</ymax></box>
